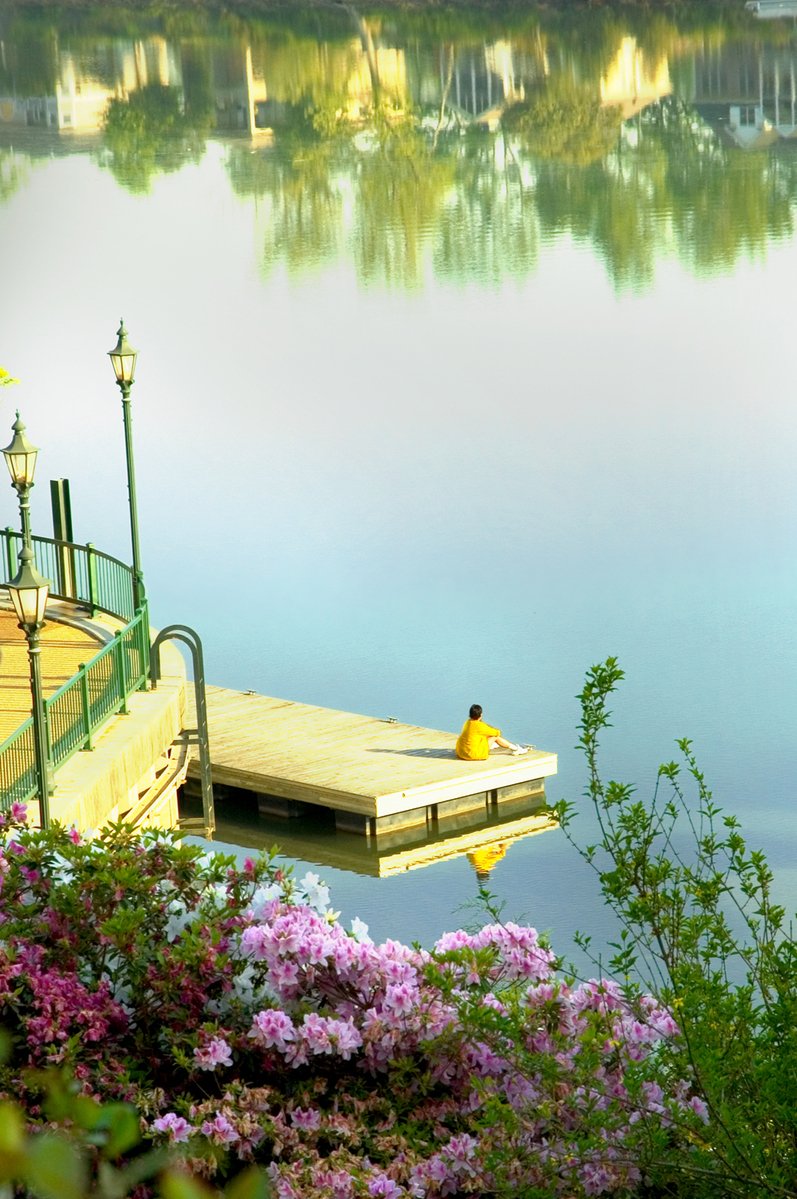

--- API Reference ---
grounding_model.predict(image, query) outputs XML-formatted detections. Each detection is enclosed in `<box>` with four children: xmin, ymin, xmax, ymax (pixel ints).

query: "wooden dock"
<box><xmin>185</xmin><ymin>688</ymin><xmax>557</xmax><ymax>839</ymax></box>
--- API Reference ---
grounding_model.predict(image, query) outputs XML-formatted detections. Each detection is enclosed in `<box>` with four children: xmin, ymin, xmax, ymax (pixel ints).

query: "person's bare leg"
<box><xmin>494</xmin><ymin>736</ymin><xmax>519</xmax><ymax>752</ymax></box>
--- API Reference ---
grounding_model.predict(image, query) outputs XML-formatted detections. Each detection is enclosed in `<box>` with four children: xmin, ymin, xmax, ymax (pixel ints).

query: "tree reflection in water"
<box><xmin>1</xmin><ymin>4</ymin><xmax>796</xmax><ymax>287</ymax></box>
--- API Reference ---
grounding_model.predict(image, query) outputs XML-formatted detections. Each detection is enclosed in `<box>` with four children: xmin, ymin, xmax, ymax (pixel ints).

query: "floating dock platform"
<box><xmin>185</xmin><ymin>688</ymin><xmax>557</xmax><ymax>840</ymax></box>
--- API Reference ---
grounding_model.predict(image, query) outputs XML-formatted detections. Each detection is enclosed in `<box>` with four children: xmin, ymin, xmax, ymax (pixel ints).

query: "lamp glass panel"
<box><xmin>5</xmin><ymin>448</ymin><xmax>36</xmax><ymax>486</ymax></box>
<box><xmin>9</xmin><ymin>582</ymin><xmax>48</xmax><ymax>627</ymax></box>
<box><xmin>34</xmin><ymin>583</ymin><xmax>48</xmax><ymax>625</ymax></box>
<box><xmin>111</xmin><ymin>351</ymin><xmax>136</xmax><ymax>384</ymax></box>
<box><xmin>3</xmin><ymin>452</ymin><xmax>19</xmax><ymax>484</ymax></box>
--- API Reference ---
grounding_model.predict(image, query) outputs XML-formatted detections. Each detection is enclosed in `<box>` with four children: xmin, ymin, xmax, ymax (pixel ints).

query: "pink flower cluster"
<box><xmin>150</xmin><ymin>890</ymin><xmax>701</xmax><ymax>1196</ymax></box>
<box><xmin>0</xmin><ymin>817</ymin><xmax>711</xmax><ymax>1199</ymax></box>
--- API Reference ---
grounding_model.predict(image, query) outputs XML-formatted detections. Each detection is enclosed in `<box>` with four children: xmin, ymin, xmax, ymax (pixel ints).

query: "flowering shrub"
<box><xmin>0</xmin><ymin>811</ymin><xmax>707</xmax><ymax>1198</ymax></box>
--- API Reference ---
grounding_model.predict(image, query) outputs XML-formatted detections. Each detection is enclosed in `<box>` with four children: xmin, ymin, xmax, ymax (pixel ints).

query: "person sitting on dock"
<box><xmin>455</xmin><ymin>704</ymin><xmax>529</xmax><ymax>760</ymax></box>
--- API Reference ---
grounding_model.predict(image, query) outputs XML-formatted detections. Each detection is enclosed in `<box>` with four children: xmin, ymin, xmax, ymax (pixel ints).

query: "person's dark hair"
<box><xmin>469</xmin><ymin>704</ymin><xmax>482</xmax><ymax>720</ymax></box>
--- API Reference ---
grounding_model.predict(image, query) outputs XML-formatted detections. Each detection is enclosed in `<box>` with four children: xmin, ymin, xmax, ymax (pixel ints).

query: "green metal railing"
<box><xmin>0</xmin><ymin>530</ymin><xmax>148</xmax><ymax>808</ymax></box>
<box><xmin>0</xmin><ymin>529</ymin><xmax>136</xmax><ymax>621</ymax></box>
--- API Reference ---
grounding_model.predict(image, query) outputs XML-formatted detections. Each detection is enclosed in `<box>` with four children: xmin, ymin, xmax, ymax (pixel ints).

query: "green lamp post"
<box><xmin>107</xmin><ymin>320</ymin><xmax>145</xmax><ymax>613</ymax></box>
<box><xmin>8</xmin><ymin>544</ymin><xmax>52</xmax><ymax>828</ymax></box>
<box><xmin>2</xmin><ymin>412</ymin><xmax>39</xmax><ymax>550</ymax></box>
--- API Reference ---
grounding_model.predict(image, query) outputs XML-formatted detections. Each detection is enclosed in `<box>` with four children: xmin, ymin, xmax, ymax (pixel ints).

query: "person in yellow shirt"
<box><xmin>455</xmin><ymin>704</ymin><xmax>530</xmax><ymax>760</ymax></box>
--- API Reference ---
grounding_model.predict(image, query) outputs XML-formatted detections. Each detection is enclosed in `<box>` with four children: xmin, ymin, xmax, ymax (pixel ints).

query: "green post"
<box><xmin>120</xmin><ymin>395</ymin><xmax>145</xmax><ymax>614</ymax></box>
<box><xmin>138</xmin><ymin>605</ymin><xmax>149</xmax><ymax>691</ymax></box>
<box><xmin>26</xmin><ymin>625</ymin><xmax>53</xmax><ymax>828</ymax></box>
<box><xmin>114</xmin><ymin>630</ymin><xmax>128</xmax><ymax>715</ymax></box>
<box><xmin>4</xmin><ymin>527</ymin><xmax>16</xmax><ymax>579</ymax></box>
<box><xmin>86</xmin><ymin>543</ymin><xmax>98</xmax><ymax>616</ymax></box>
<box><xmin>79</xmin><ymin>664</ymin><xmax>93</xmax><ymax>750</ymax></box>
<box><xmin>7</xmin><ymin>544</ymin><xmax>52</xmax><ymax>826</ymax></box>
<box><xmin>108</xmin><ymin>322</ymin><xmax>145</xmax><ymax>614</ymax></box>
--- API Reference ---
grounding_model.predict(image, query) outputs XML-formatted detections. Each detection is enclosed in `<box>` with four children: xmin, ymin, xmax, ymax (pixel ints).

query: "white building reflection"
<box><xmin>3</xmin><ymin>21</ymin><xmax>797</xmax><ymax>160</ymax></box>
<box><xmin>0</xmin><ymin>36</ymin><xmax>180</xmax><ymax>133</ymax></box>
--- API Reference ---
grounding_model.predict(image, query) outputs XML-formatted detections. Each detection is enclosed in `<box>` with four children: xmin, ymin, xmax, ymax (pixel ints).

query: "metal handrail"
<box><xmin>0</xmin><ymin>528</ymin><xmax>135</xmax><ymax>622</ymax></box>
<box><xmin>0</xmin><ymin>531</ymin><xmax>147</xmax><ymax>808</ymax></box>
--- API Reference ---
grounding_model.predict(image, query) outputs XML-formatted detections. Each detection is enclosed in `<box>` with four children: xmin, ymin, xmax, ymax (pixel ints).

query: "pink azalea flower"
<box><xmin>689</xmin><ymin>1095</ymin><xmax>710</xmax><ymax>1123</ymax></box>
<box><xmin>201</xmin><ymin>1113</ymin><xmax>240</xmax><ymax>1145</ymax></box>
<box><xmin>269</xmin><ymin>958</ymin><xmax>300</xmax><ymax>997</ymax></box>
<box><xmin>250</xmin><ymin>1008</ymin><xmax>296</xmax><ymax>1051</ymax></box>
<box><xmin>383</xmin><ymin>982</ymin><xmax>418</xmax><ymax>1016</ymax></box>
<box><xmin>367</xmin><ymin>1174</ymin><xmax>404</xmax><ymax>1198</ymax></box>
<box><xmin>300</xmin><ymin>1012</ymin><xmax>333</xmax><ymax>1055</ymax></box>
<box><xmin>290</xmin><ymin>1107</ymin><xmax>321</xmax><ymax>1131</ymax></box>
<box><xmin>327</xmin><ymin>1017</ymin><xmax>363</xmax><ymax>1060</ymax></box>
<box><xmin>153</xmin><ymin>1112</ymin><xmax>192</xmax><ymax>1143</ymax></box>
<box><xmin>194</xmin><ymin>1036</ymin><xmax>233</xmax><ymax>1070</ymax></box>
<box><xmin>434</xmin><ymin>929</ymin><xmax>474</xmax><ymax>952</ymax></box>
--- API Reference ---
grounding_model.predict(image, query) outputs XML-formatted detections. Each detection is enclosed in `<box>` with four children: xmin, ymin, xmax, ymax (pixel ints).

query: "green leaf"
<box><xmin>159</xmin><ymin>1168</ymin><xmax>215</xmax><ymax>1199</ymax></box>
<box><xmin>92</xmin><ymin>1103</ymin><xmax>141</xmax><ymax>1157</ymax></box>
<box><xmin>69</xmin><ymin>1094</ymin><xmax>104</xmax><ymax>1131</ymax></box>
<box><xmin>225</xmin><ymin>1168</ymin><xmax>272</xmax><ymax>1199</ymax></box>
<box><xmin>100</xmin><ymin>1148</ymin><xmax>171</xmax><ymax>1197</ymax></box>
<box><xmin>0</xmin><ymin>1101</ymin><xmax>26</xmax><ymax>1179</ymax></box>
<box><xmin>0</xmin><ymin>1102</ymin><xmax>24</xmax><ymax>1156</ymax></box>
<box><xmin>24</xmin><ymin>1134</ymin><xmax>88</xmax><ymax>1199</ymax></box>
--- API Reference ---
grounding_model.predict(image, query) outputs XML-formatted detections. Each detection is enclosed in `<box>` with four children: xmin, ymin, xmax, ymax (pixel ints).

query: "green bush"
<box><xmin>556</xmin><ymin>658</ymin><xmax>797</xmax><ymax>1198</ymax></box>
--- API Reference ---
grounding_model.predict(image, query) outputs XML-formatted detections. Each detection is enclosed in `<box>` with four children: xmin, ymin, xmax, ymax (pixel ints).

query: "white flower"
<box><xmin>201</xmin><ymin>882</ymin><xmax>229</xmax><ymax>910</ymax></box>
<box><xmin>247</xmin><ymin>882</ymin><xmax>283</xmax><ymax>920</ymax></box>
<box><xmin>101</xmin><ymin>963</ymin><xmax>133</xmax><ymax>1009</ymax></box>
<box><xmin>350</xmin><ymin>916</ymin><xmax>372</xmax><ymax>942</ymax></box>
<box><xmin>165</xmin><ymin>901</ymin><xmax>195</xmax><ymax>943</ymax></box>
<box><xmin>47</xmin><ymin>851</ymin><xmax>75</xmax><ymax>885</ymax></box>
<box><xmin>295</xmin><ymin>871</ymin><xmax>330</xmax><ymax>913</ymax></box>
<box><xmin>214</xmin><ymin>963</ymin><xmax>275</xmax><ymax>1014</ymax></box>
<box><xmin>231</xmin><ymin>963</ymin><xmax>256</xmax><ymax>1005</ymax></box>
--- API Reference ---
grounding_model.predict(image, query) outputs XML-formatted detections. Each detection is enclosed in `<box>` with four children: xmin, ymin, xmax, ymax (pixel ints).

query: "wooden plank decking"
<box><xmin>186</xmin><ymin>687</ymin><xmax>558</xmax><ymax>836</ymax></box>
<box><xmin>0</xmin><ymin>606</ymin><xmax>105</xmax><ymax>741</ymax></box>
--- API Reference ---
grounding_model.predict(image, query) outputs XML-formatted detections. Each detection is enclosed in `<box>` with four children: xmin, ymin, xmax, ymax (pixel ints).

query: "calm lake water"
<box><xmin>1</xmin><ymin>2</ymin><xmax>796</xmax><ymax>967</ymax></box>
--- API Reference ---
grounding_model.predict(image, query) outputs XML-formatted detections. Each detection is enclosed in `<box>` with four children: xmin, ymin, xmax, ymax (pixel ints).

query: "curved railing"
<box><xmin>0</xmin><ymin>530</ymin><xmax>148</xmax><ymax>807</ymax></box>
<box><xmin>0</xmin><ymin>528</ymin><xmax>136</xmax><ymax>622</ymax></box>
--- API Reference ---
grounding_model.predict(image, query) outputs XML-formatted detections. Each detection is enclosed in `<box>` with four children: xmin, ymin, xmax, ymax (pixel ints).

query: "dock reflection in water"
<box><xmin>179</xmin><ymin>789</ymin><xmax>556</xmax><ymax>879</ymax></box>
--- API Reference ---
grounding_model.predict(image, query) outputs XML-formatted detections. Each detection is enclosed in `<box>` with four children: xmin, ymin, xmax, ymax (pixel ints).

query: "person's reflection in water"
<box><xmin>467</xmin><ymin>842</ymin><xmax>508</xmax><ymax>884</ymax></box>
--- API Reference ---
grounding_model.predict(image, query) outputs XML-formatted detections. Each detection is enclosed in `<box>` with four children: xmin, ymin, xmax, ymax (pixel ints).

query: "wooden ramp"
<box><xmin>186</xmin><ymin>688</ymin><xmax>557</xmax><ymax>838</ymax></box>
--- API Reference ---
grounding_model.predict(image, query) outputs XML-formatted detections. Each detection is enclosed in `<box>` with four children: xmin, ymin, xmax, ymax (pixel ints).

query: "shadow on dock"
<box><xmin>366</xmin><ymin>747</ymin><xmax>458</xmax><ymax>759</ymax></box>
